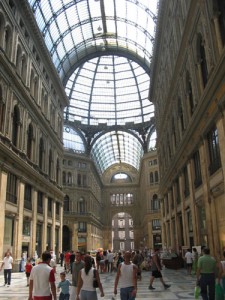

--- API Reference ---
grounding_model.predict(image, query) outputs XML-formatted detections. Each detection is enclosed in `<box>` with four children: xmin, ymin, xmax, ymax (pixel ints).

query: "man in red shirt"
<box><xmin>28</xmin><ymin>251</ymin><xmax>56</xmax><ymax>300</ymax></box>
<box><xmin>64</xmin><ymin>251</ymin><xmax>71</xmax><ymax>273</ymax></box>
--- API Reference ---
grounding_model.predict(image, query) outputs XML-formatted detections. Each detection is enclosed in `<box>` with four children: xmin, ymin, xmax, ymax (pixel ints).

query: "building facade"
<box><xmin>0</xmin><ymin>0</ymin><xmax>68</xmax><ymax>268</ymax></box>
<box><xmin>151</xmin><ymin>0</ymin><xmax>225</xmax><ymax>257</ymax></box>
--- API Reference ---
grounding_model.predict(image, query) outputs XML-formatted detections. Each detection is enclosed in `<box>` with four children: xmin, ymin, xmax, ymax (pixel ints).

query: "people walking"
<box><xmin>71</xmin><ymin>251</ymin><xmax>85</xmax><ymax>299</ymax></box>
<box><xmin>76</xmin><ymin>254</ymin><xmax>104</xmax><ymax>300</ymax></box>
<box><xmin>148</xmin><ymin>248</ymin><xmax>170</xmax><ymax>290</ymax></box>
<box><xmin>28</xmin><ymin>251</ymin><xmax>56</xmax><ymax>300</ymax></box>
<box><xmin>114</xmin><ymin>251</ymin><xmax>137</xmax><ymax>300</ymax></box>
<box><xmin>196</xmin><ymin>247</ymin><xmax>216</xmax><ymax>300</ymax></box>
<box><xmin>0</xmin><ymin>250</ymin><xmax>13</xmax><ymax>287</ymax></box>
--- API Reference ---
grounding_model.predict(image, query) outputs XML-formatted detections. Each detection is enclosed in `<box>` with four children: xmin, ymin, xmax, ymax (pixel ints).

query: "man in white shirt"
<box><xmin>29</xmin><ymin>251</ymin><xmax>56</xmax><ymax>300</ymax></box>
<box><xmin>107</xmin><ymin>250</ymin><xmax>114</xmax><ymax>272</ymax></box>
<box><xmin>185</xmin><ymin>248</ymin><xmax>193</xmax><ymax>275</ymax></box>
<box><xmin>114</xmin><ymin>251</ymin><xmax>137</xmax><ymax>299</ymax></box>
<box><xmin>0</xmin><ymin>251</ymin><xmax>13</xmax><ymax>286</ymax></box>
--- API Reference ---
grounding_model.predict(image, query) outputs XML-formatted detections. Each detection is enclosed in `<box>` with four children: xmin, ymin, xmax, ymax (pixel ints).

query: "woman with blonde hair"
<box><xmin>76</xmin><ymin>255</ymin><xmax>104</xmax><ymax>300</ymax></box>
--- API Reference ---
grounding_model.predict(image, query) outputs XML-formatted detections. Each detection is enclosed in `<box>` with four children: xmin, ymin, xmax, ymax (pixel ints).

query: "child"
<box><xmin>57</xmin><ymin>271</ymin><xmax>71</xmax><ymax>300</ymax></box>
<box><xmin>25</xmin><ymin>257</ymin><xmax>33</xmax><ymax>286</ymax></box>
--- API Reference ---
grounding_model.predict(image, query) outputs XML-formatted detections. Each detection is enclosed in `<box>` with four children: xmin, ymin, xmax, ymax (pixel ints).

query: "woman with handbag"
<box><xmin>76</xmin><ymin>255</ymin><xmax>104</xmax><ymax>300</ymax></box>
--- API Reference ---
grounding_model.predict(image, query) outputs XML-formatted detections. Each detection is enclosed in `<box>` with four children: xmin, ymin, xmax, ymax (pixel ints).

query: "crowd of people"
<box><xmin>0</xmin><ymin>246</ymin><xmax>225</xmax><ymax>299</ymax></box>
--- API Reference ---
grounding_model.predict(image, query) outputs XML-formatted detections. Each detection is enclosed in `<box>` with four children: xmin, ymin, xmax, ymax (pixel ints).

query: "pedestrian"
<box><xmin>218</xmin><ymin>250</ymin><xmax>225</xmax><ymax>294</ymax></box>
<box><xmin>196</xmin><ymin>247</ymin><xmax>216</xmax><ymax>300</ymax></box>
<box><xmin>132</xmin><ymin>250</ymin><xmax>144</xmax><ymax>280</ymax></box>
<box><xmin>107</xmin><ymin>250</ymin><xmax>114</xmax><ymax>272</ymax></box>
<box><xmin>192</xmin><ymin>248</ymin><xmax>198</xmax><ymax>275</ymax></box>
<box><xmin>70</xmin><ymin>251</ymin><xmax>75</xmax><ymax>274</ymax></box>
<box><xmin>28</xmin><ymin>251</ymin><xmax>56</xmax><ymax>300</ymax></box>
<box><xmin>185</xmin><ymin>248</ymin><xmax>193</xmax><ymax>275</ymax></box>
<box><xmin>57</xmin><ymin>271</ymin><xmax>71</xmax><ymax>300</ymax></box>
<box><xmin>64</xmin><ymin>251</ymin><xmax>71</xmax><ymax>273</ymax></box>
<box><xmin>25</xmin><ymin>257</ymin><xmax>33</xmax><ymax>286</ymax></box>
<box><xmin>0</xmin><ymin>250</ymin><xmax>13</xmax><ymax>287</ymax></box>
<box><xmin>71</xmin><ymin>251</ymin><xmax>85</xmax><ymax>299</ymax></box>
<box><xmin>148</xmin><ymin>248</ymin><xmax>170</xmax><ymax>290</ymax></box>
<box><xmin>60</xmin><ymin>252</ymin><xmax>64</xmax><ymax>267</ymax></box>
<box><xmin>76</xmin><ymin>254</ymin><xmax>104</xmax><ymax>300</ymax></box>
<box><xmin>114</xmin><ymin>251</ymin><xmax>137</xmax><ymax>300</ymax></box>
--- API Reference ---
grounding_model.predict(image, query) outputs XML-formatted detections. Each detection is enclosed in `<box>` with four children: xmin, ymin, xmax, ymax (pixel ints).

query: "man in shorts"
<box><xmin>149</xmin><ymin>249</ymin><xmax>170</xmax><ymax>290</ymax></box>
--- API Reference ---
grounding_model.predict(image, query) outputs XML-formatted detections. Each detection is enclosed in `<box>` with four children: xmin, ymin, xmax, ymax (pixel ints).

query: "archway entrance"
<box><xmin>63</xmin><ymin>225</ymin><xmax>71</xmax><ymax>251</ymax></box>
<box><xmin>112</xmin><ymin>212</ymin><xmax>134</xmax><ymax>251</ymax></box>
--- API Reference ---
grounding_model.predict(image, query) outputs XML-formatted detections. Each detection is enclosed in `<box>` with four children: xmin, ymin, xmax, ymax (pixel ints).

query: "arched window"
<box><xmin>78</xmin><ymin>197</ymin><xmax>85</xmax><ymax>213</ymax></box>
<box><xmin>0</xmin><ymin>13</ymin><xmax>5</xmax><ymax>47</ymax></box>
<box><xmin>186</xmin><ymin>72</ymin><xmax>194</xmax><ymax>115</ymax></box>
<box><xmin>0</xmin><ymin>85</ymin><xmax>5</xmax><ymax>132</ymax></box>
<box><xmin>152</xmin><ymin>194</ymin><xmax>160</xmax><ymax>210</ymax></box>
<box><xmin>178</xmin><ymin>97</ymin><xmax>185</xmax><ymax>133</ymax></box>
<box><xmin>217</xmin><ymin>0</ymin><xmax>225</xmax><ymax>45</ymax></box>
<box><xmin>21</xmin><ymin>54</ymin><xmax>27</xmax><ymax>83</ymax></box>
<box><xmin>77</xmin><ymin>173</ymin><xmax>81</xmax><ymax>186</ymax></box>
<box><xmin>27</xmin><ymin>123</ymin><xmax>33</xmax><ymax>160</ymax></box>
<box><xmin>39</xmin><ymin>137</ymin><xmax>44</xmax><ymax>170</ymax></box>
<box><xmin>155</xmin><ymin>171</ymin><xmax>159</xmax><ymax>183</ymax></box>
<box><xmin>197</xmin><ymin>34</ymin><xmax>208</xmax><ymax>88</ymax></box>
<box><xmin>149</xmin><ymin>172</ymin><xmax>154</xmax><ymax>184</ymax></box>
<box><xmin>56</xmin><ymin>158</ymin><xmax>60</xmax><ymax>184</ymax></box>
<box><xmin>12</xmin><ymin>105</ymin><xmax>20</xmax><ymax>147</ymax></box>
<box><xmin>64</xmin><ymin>195</ymin><xmax>70</xmax><ymax>212</ymax></box>
<box><xmin>68</xmin><ymin>172</ymin><xmax>72</xmax><ymax>185</ymax></box>
<box><xmin>48</xmin><ymin>149</ymin><xmax>53</xmax><ymax>178</ymax></box>
<box><xmin>62</xmin><ymin>171</ymin><xmax>66</xmax><ymax>185</ymax></box>
<box><xmin>4</xmin><ymin>25</ymin><xmax>12</xmax><ymax>58</ymax></box>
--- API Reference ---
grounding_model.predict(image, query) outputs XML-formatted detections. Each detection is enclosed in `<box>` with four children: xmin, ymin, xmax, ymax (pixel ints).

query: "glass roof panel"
<box><xmin>28</xmin><ymin>0</ymin><xmax>158</xmax><ymax>173</ymax></box>
<box><xmin>91</xmin><ymin>131</ymin><xmax>144</xmax><ymax>174</ymax></box>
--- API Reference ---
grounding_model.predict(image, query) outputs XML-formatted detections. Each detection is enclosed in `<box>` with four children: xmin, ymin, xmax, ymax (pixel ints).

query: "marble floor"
<box><xmin>0</xmin><ymin>265</ymin><xmax>197</xmax><ymax>299</ymax></box>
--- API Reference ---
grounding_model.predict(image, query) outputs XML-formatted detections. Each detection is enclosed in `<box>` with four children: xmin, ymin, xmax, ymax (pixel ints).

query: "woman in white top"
<box><xmin>76</xmin><ymin>255</ymin><xmax>104</xmax><ymax>300</ymax></box>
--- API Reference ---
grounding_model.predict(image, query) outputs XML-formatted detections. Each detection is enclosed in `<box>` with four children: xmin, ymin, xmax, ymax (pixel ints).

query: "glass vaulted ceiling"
<box><xmin>28</xmin><ymin>0</ymin><xmax>158</xmax><ymax>174</ymax></box>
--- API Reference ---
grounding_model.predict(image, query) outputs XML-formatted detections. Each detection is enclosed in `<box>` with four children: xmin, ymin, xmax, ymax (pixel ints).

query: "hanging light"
<box><xmin>97</xmin><ymin>25</ymin><xmax>102</xmax><ymax>31</ymax></box>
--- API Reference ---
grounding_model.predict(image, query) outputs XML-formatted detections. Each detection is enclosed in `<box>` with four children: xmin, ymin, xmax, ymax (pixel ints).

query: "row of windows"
<box><xmin>6</xmin><ymin>172</ymin><xmax>61</xmax><ymax>216</ymax></box>
<box><xmin>0</xmin><ymin>4</ymin><xmax>63</xmax><ymax>136</ymax></box>
<box><xmin>110</xmin><ymin>193</ymin><xmax>134</xmax><ymax>206</ymax></box>
<box><xmin>63</xmin><ymin>160</ymin><xmax>87</xmax><ymax>169</ymax></box>
<box><xmin>0</xmin><ymin>93</ymin><xmax>62</xmax><ymax>185</ymax></box>
<box><xmin>157</xmin><ymin>1</ymin><xmax>225</xmax><ymax>173</ymax></box>
<box><xmin>62</xmin><ymin>172</ymin><xmax>87</xmax><ymax>187</ymax></box>
<box><xmin>163</xmin><ymin>126</ymin><xmax>221</xmax><ymax>214</ymax></box>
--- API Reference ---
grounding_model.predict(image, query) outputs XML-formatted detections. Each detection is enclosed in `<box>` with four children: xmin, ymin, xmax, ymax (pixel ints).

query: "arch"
<box><xmin>62</xmin><ymin>225</ymin><xmax>71</xmax><ymax>251</ymax></box>
<box><xmin>12</xmin><ymin>105</ymin><xmax>20</xmax><ymax>147</ymax></box>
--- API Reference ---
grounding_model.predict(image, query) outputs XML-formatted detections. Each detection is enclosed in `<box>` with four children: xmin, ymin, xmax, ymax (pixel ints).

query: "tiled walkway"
<box><xmin>0</xmin><ymin>265</ymin><xmax>196</xmax><ymax>299</ymax></box>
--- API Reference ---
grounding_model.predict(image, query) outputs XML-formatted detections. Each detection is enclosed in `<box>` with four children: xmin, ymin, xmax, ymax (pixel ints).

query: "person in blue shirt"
<box><xmin>57</xmin><ymin>271</ymin><xmax>72</xmax><ymax>300</ymax></box>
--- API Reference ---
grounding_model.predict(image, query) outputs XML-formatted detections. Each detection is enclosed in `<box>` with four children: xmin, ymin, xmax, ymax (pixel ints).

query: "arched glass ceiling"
<box><xmin>28</xmin><ymin>0</ymin><xmax>158</xmax><ymax>79</ymax></box>
<box><xmin>91</xmin><ymin>131</ymin><xmax>144</xmax><ymax>174</ymax></box>
<box><xmin>27</xmin><ymin>0</ymin><xmax>158</xmax><ymax>173</ymax></box>
<box><xmin>65</xmin><ymin>55</ymin><xmax>154</xmax><ymax>126</ymax></box>
<box><xmin>63</xmin><ymin>126</ymin><xmax>85</xmax><ymax>153</ymax></box>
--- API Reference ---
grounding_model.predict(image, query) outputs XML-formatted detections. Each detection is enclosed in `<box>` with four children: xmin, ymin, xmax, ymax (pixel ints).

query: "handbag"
<box><xmin>194</xmin><ymin>285</ymin><xmax>200</xmax><ymax>299</ymax></box>
<box><xmin>215</xmin><ymin>283</ymin><xmax>224</xmax><ymax>300</ymax></box>
<box><xmin>93</xmin><ymin>269</ymin><xmax>99</xmax><ymax>288</ymax></box>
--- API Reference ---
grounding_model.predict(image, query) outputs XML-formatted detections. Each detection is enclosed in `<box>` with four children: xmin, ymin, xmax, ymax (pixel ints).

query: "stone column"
<box><xmin>72</xmin><ymin>223</ymin><xmax>78</xmax><ymax>250</ymax></box>
<box><xmin>31</xmin><ymin>189</ymin><xmax>37</xmax><ymax>257</ymax></box>
<box><xmin>51</xmin><ymin>200</ymin><xmax>56</xmax><ymax>251</ymax></box>
<box><xmin>0</xmin><ymin>170</ymin><xmax>7</xmax><ymax>256</ymax></box>
<box><xmin>14</xmin><ymin>180</ymin><xmax>25</xmax><ymax>271</ymax></box>
<box><xmin>59</xmin><ymin>204</ymin><xmax>63</xmax><ymax>252</ymax></box>
<box><xmin>42</xmin><ymin>195</ymin><xmax>48</xmax><ymax>252</ymax></box>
